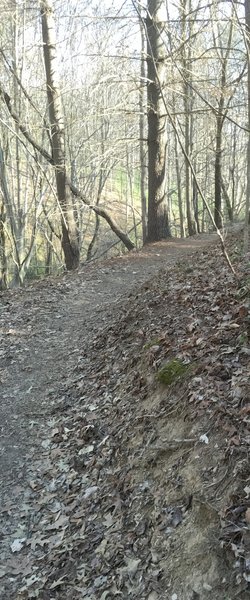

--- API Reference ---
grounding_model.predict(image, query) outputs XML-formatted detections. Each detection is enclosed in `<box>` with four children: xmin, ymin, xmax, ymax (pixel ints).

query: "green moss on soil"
<box><xmin>157</xmin><ymin>358</ymin><xmax>189</xmax><ymax>385</ymax></box>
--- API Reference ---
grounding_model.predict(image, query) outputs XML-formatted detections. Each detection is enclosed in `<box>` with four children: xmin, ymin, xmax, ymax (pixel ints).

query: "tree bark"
<box><xmin>181</xmin><ymin>0</ymin><xmax>196</xmax><ymax>236</ymax></box>
<box><xmin>212</xmin><ymin>12</ymin><xmax>233</xmax><ymax>230</ymax></box>
<box><xmin>146</xmin><ymin>0</ymin><xmax>170</xmax><ymax>242</ymax></box>
<box><xmin>40</xmin><ymin>0</ymin><xmax>80</xmax><ymax>270</ymax></box>
<box><xmin>174</xmin><ymin>134</ymin><xmax>185</xmax><ymax>237</ymax></box>
<box><xmin>0</xmin><ymin>198</ymin><xmax>7</xmax><ymax>289</ymax></box>
<box><xmin>214</xmin><ymin>111</ymin><xmax>224</xmax><ymax>229</ymax></box>
<box><xmin>221</xmin><ymin>176</ymin><xmax>233</xmax><ymax>222</ymax></box>
<box><xmin>244</xmin><ymin>0</ymin><xmax>250</xmax><ymax>252</ymax></box>
<box><xmin>139</xmin><ymin>11</ymin><xmax>147</xmax><ymax>244</ymax></box>
<box><xmin>91</xmin><ymin>206</ymin><xmax>135</xmax><ymax>251</ymax></box>
<box><xmin>192</xmin><ymin>173</ymin><xmax>200</xmax><ymax>233</ymax></box>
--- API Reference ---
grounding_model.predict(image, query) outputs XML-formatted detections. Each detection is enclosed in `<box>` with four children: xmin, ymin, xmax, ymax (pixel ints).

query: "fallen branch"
<box><xmin>68</xmin><ymin>182</ymin><xmax>135</xmax><ymax>251</ymax></box>
<box><xmin>86</xmin><ymin>220</ymin><xmax>142</xmax><ymax>263</ymax></box>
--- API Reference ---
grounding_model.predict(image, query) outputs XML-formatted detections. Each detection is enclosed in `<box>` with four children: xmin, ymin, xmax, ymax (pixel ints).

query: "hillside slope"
<box><xmin>0</xmin><ymin>230</ymin><xmax>249</xmax><ymax>600</ymax></box>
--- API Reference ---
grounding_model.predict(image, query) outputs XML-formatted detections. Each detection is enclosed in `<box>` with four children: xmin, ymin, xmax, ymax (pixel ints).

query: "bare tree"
<box><xmin>179</xmin><ymin>0</ymin><xmax>197</xmax><ymax>235</ymax></box>
<box><xmin>139</xmin><ymin>7</ymin><xmax>148</xmax><ymax>243</ymax></box>
<box><xmin>146</xmin><ymin>0</ymin><xmax>171</xmax><ymax>241</ymax></box>
<box><xmin>244</xmin><ymin>0</ymin><xmax>250</xmax><ymax>251</ymax></box>
<box><xmin>210</xmin><ymin>7</ymin><xmax>234</xmax><ymax>229</ymax></box>
<box><xmin>40</xmin><ymin>0</ymin><xmax>80</xmax><ymax>270</ymax></box>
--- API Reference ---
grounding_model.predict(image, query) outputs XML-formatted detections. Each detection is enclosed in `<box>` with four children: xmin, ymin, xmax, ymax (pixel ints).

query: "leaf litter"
<box><xmin>0</xmin><ymin>230</ymin><xmax>250</xmax><ymax>599</ymax></box>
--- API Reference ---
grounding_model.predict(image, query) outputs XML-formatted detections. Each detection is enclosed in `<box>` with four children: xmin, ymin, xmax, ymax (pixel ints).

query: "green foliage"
<box><xmin>156</xmin><ymin>358</ymin><xmax>190</xmax><ymax>385</ymax></box>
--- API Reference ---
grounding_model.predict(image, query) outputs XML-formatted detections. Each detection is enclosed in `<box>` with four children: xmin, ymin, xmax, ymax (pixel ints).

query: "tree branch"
<box><xmin>0</xmin><ymin>85</ymin><xmax>135</xmax><ymax>252</ymax></box>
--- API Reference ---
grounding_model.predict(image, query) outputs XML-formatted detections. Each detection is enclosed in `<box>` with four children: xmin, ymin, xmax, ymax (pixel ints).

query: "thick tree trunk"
<box><xmin>146</xmin><ymin>0</ymin><xmax>170</xmax><ymax>242</ymax></box>
<box><xmin>40</xmin><ymin>0</ymin><xmax>80</xmax><ymax>270</ymax></box>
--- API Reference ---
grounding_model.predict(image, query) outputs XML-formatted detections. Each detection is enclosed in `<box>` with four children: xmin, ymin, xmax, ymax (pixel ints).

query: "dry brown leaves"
<box><xmin>0</xmin><ymin>234</ymin><xmax>250</xmax><ymax>599</ymax></box>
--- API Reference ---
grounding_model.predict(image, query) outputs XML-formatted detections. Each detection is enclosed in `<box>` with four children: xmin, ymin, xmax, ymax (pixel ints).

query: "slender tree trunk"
<box><xmin>0</xmin><ymin>145</ymin><xmax>22</xmax><ymax>285</ymax></box>
<box><xmin>244</xmin><ymin>0</ymin><xmax>250</xmax><ymax>251</ymax></box>
<box><xmin>0</xmin><ymin>199</ymin><xmax>7</xmax><ymax>288</ymax></box>
<box><xmin>192</xmin><ymin>172</ymin><xmax>200</xmax><ymax>233</ymax></box>
<box><xmin>214</xmin><ymin>114</ymin><xmax>223</xmax><ymax>229</ymax></box>
<box><xmin>221</xmin><ymin>176</ymin><xmax>233</xmax><ymax>222</ymax></box>
<box><xmin>175</xmin><ymin>137</ymin><xmax>185</xmax><ymax>237</ymax></box>
<box><xmin>146</xmin><ymin>0</ymin><xmax>170</xmax><ymax>242</ymax></box>
<box><xmin>86</xmin><ymin>213</ymin><xmax>100</xmax><ymax>261</ymax></box>
<box><xmin>181</xmin><ymin>0</ymin><xmax>196</xmax><ymax>236</ymax></box>
<box><xmin>40</xmin><ymin>0</ymin><xmax>80</xmax><ymax>270</ymax></box>
<box><xmin>139</xmin><ymin>13</ymin><xmax>147</xmax><ymax>243</ymax></box>
<box><xmin>211</xmin><ymin>11</ymin><xmax>234</xmax><ymax>230</ymax></box>
<box><xmin>86</xmin><ymin>179</ymin><xmax>102</xmax><ymax>262</ymax></box>
<box><xmin>184</xmin><ymin>79</ymin><xmax>195</xmax><ymax>235</ymax></box>
<box><xmin>230</xmin><ymin>125</ymin><xmax>237</xmax><ymax>217</ymax></box>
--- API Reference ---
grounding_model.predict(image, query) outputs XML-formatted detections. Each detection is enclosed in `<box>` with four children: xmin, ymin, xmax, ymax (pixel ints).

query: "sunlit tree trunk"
<box><xmin>0</xmin><ymin>197</ymin><xmax>7</xmax><ymax>289</ymax></box>
<box><xmin>146</xmin><ymin>0</ymin><xmax>170</xmax><ymax>242</ymax></box>
<box><xmin>40</xmin><ymin>0</ymin><xmax>80</xmax><ymax>270</ymax></box>
<box><xmin>174</xmin><ymin>135</ymin><xmax>185</xmax><ymax>237</ymax></box>
<box><xmin>244</xmin><ymin>0</ymin><xmax>250</xmax><ymax>251</ymax></box>
<box><xmin>180</xmin><ymin>0</ymin><xmax>196</xmax><ymax>236</ymax></box>
<box><xmin>211</xmin><ymin>8</ymin><xmax>234</xmax><ymax>229</ymax></box>
<box><xmin>139</xmin><ymin>11</ymin><xmax>147</xmax><ymax>243</ymax></box>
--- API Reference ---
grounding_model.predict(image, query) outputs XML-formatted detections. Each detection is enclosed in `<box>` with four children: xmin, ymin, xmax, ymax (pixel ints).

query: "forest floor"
<box><xmin>0</xmin><ymin>226</ymin><xmax>250</xmax><ymax>600</ymax></box>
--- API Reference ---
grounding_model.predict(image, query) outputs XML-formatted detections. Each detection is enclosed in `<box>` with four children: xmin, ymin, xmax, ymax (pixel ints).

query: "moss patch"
<box><xmin>157</xmin><ymin>358</ymin><xmax>189</xmax><ymax>385</ymax></box>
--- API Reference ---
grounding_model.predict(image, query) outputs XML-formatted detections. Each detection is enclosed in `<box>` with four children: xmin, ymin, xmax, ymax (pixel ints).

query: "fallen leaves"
<box><xmin>1</xmin><ymin>233</ymin><xmax>250</xmax><ymax>599</ymax></box>
<box><xmin>10</xmin><ymin>539</ymin><xmax>26</xmax><ymax>553</ymax></box>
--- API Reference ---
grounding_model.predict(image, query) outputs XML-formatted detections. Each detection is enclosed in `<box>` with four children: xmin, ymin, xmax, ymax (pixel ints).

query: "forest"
<box><xmin>0</xmin><ymin>0</ymin><xmax>250</xmax><ymax>287</ymax></box>
<box><xmin>1</xmin><ymin>2</ymin><xmax>250</xmax><ymax>598</ymax></box>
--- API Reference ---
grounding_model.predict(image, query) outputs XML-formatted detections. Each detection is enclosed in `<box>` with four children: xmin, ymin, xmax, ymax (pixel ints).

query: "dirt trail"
<box><xmin>0</xmin><ymin>235</ymin><xmax>217</xmax><ymax>489</ymax></box>
<box><xmin>0</xmin><ymin>231</ymin><xmax>243</xmax><ymax>599</ymax></box>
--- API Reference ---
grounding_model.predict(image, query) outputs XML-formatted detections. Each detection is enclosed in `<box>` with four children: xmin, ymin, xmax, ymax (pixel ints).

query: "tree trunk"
<box><xmin>174</xmin><ymin>135</ymin><xmax>185</xmax><ymax>237</ymax></box>
<box><xmin>221</xmin><ymin>176</ymin><xmax>233</xmax><ymax>222</ymax></box>
<box><xmin>139</xmin><ymin>12</ymin><xmax>147</xmax><ymax>244</ymax></box>
<box><xmin>181</xmin><ymin>0</ymin><xmax>196</xmax><ymax>236</ymax></box>
<box><xmin>0</xmin><ymin>198</ymin><xmax>7</xmax><ymax>289</ymax></box>
<box><xmin>211</xmin><ymin>11</ymin><xmax>234</xmax><ymax>230</ymax></box>
<box><xmin>192</xmin><ymin>173</ymin><xmax>200</xmax><ymax>233</ymax></box>
<box><xmin>244</xmin><ymin>0</ymin><xmax>250</xmax><ymax>252</ymax></box>
<box><xmin>40</xmin><ymin>0</ymin><xmax>80</xmax><ymax>270</ymax></box>
<box><xmin>146</xmin><ymin>0</ymin><xmax>170</xmax><ymax>242</ymax></box>
<box><xmin>214</xmin><ymin>115</ymin><xmax>223</xmax><ymax>229</ymax></box>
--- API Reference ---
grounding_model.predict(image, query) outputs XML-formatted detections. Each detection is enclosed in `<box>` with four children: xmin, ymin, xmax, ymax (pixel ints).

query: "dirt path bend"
<box><xmin>0</xmin><ymin>232</ymin><xmax>230</xmax><ymax>597</ymax></box>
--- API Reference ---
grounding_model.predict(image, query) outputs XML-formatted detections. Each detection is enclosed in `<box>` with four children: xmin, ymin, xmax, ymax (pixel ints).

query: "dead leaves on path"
<box><xmin>0</xmin><ymin>235</ymin><xmax>250</xmax><ymax>598</ymax></box>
